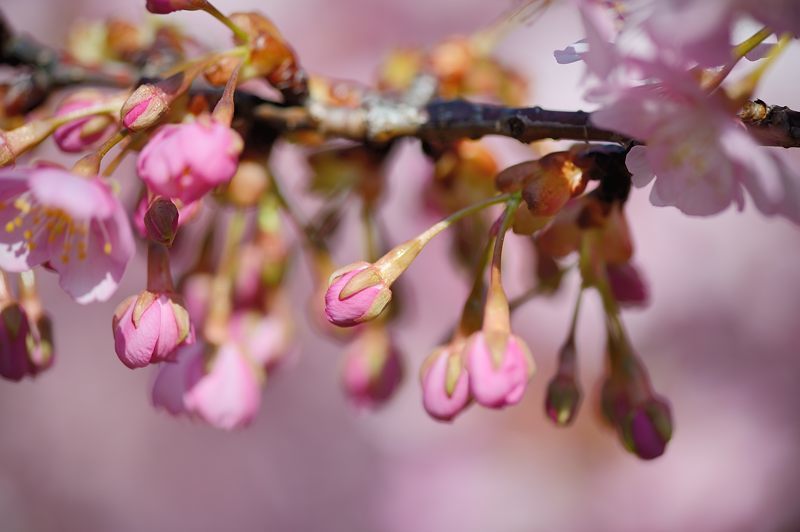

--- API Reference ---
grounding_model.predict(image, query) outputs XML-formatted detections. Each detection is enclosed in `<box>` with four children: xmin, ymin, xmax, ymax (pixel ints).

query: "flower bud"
<box><xmin>545</xmin><ymin>373</ymin><xmax>582</xmax><ymax>426</ymax></box>
<box><xmin>151</xmin><ymin>342</ymin><xmax>203</xmax><ymax>416</ymax></box>
<box><xmin>183</xmin><ymin>342</ymin><xmax>263</xmax><ymax>430</ymax></box>
<box><xmin>621</xmin><ymin>397</ymin><xmax>673</xmax><ymax>460</ymax></box>
<box><xmin>121</xmin><ymin>84</ymin><xmax>169</xmax><ymax>131</ymax></box>
<box><xmin>229</xmin><ymin>309</ymin><xmax>292</xmax><ymax>371</ymax></box>
<box><xmin>420</xmin><ymin>339</ymin><xmax>471</xmax><ymax>422</ymax></box>
<box><xmin>324</xmin><ymin>261</ymin><xmax>392</xmax><ymax>327</ymax></box>
<box><xmin>465</xmin><ymin>330</ymin><xmax>535</xmax><ymax>408</ymax></box>
<box><xmin>133</xmin><ymin>195</ymin><xmax>201</xmax><ymax>241</ymax></box>
<box><xmin>0</xmin><ymin>303</ymin><xmax>32</xmax><ymax>381</ymax></box>
<box><xmin>607</xmin><ymin>262</ymin><xmax>649</xmax><ymax>307</ymax></box>
<box><xmin>143</xmin><ymin>198</ymin><xmax>179</xmax><ymax>246</ymax></box>
<box><xmin>146</xmin><ymin>0</ymin><xmax>207</xmax><ymax>15</ymax></box>
<box><xmin>112</xmin><ymin>290</ymin><xmax>195</xmax><ymax>369</ymax></box>
<box><xmin>53</xmin><ymin>92</ymin><xmax>116</xmax><ymax>153</ymax></box>
<box><xmin>25</xmin><ymin>313</ymin><xmax>55</xmax><ymax>376</ymax></box>
<box><xmin>521</xmin><ymin>152</ymin><xmax>586</xmax><ymax>217</ymax></box>
<box><xmin>341</xmin><ymin>326</ymin><xmax>403</xmax><ymax>408</ymax></box>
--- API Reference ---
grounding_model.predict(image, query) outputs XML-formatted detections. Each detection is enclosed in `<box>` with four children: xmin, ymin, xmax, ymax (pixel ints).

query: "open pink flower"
<box><xmin>324</xmin><ymin>261</ymin><xmax>391</xmax><ymax>327</ymax></box>
<box><xmin>465</xmin><ymin>331</ymin><xmax>534</xmax><ymax>408</ymax></box>
<box><xmin>420</xmin><ymin>341</ymin><xmax>471</xmax><ymax>422</ymax></box>
<box><xmin>137</xmin><ymin>117</ymin><xmax>243</xmax><ymax>204</ymax></box>
<box><xmin>0</xmin><ymin>167</ymin><xmax>134</xmax><ymax>303</ymax></box>
<box><xmin>53</xmin><ymin>94</ymin><xmax>116</xmax><ymax>153</ymax></box>
<box><xmin>183</xmin><ymin>343</ymin><xmax>263</xmax><ymax>430</ymax></box>
<box><xmin>113</xmin><ymin>291</ymin><xmax>195</xmax><ymax>369</ymax></box>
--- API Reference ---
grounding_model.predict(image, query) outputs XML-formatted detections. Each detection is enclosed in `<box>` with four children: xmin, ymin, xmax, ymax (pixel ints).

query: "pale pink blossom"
<box><xmin>324</xmin><ymin>262</ymin><xmax>391</xmax><ymax>327</ymax></box>
<box><xmin>465</xmin><ymin>331</ymin><xmax>534</xmax><ymax>408</ymax></box>
<box><xmin>183</xmin><ymin>343</ymin><xmax>263</xmax><ymax>430</ymax></box>
<box><xmin>112</xmin><ymin>291</ymin><xmax>195</xmax><ymax>369</ymax></box>
<box><xmin>420</xmin><ymin>341</ymin><xmax>471</xmax><ymax>422</ymax></box>
<box><xmin>151</xmin><ymin>342</ymin><xmax>204</xmax><ymax>415</ymax></box>
<box><xmin>0</xmin><ymin>167</ymin><xmax>134</xmax><ymax>303</ymax></box>
<box><xmin>137</xmin><ymin>117</ymin><xmax>243</xmax><ymax>204</ymax></box>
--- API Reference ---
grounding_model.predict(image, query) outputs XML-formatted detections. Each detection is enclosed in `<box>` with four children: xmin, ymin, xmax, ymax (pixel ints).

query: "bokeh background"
<box><xmin>2</xmin><ymin>1</ymin><xmax>800</xmax><ymax>531</ymax></box>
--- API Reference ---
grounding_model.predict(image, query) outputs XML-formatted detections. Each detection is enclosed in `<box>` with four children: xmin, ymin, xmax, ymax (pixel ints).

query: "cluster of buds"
<box><xmin>0</xmin><ymin>0</ymin><xmax>682</xmax><ymax>460</ymax></box>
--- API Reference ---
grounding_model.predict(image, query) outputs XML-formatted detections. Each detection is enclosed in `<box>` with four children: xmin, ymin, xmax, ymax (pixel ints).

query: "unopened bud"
<box><xmin>621</xmin><ymin>397</ymin><xmax>673</xmax><ymax>460</ymax></box>
<box><xmin>521</xmin><ymin>152</ymin><xmax>586</xmax><ymax>217</ymax></box>
<box><xmin>121</xmin><ymin>84</ymin><xmax>169</xmax><ymax>130</ymax></box>
<box><xmin>545</xmin><ymin>373</ymin><xmax>582</xmax><ymax>426</ymax></box>
<box><xmin>146</xmin><ymin>0</ymin><xmax>207</xmax><ymax>15</ymax></box>
<box><xmin>144</xmin><ymin>198</ymin><xmax>179</xmax><ymax>246</ymax></box>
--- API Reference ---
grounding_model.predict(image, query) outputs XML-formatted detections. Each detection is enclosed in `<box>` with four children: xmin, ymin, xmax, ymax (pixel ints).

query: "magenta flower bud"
<box><xmin>465</xmin><ymin>331</ymin><xmax>535</xmax><ymax>408</ymax></box>
<box><xmin>121</xmin><ymin>84</ymin><xmax>169</xmax><ymax>131</ymax></box>
<box><xmin>146</xmin><ymin>0</ymin><xmax>207</xmax><ymax>14</ymax></box>
<box><xmin>143</xmin><ymin>197</ymin><xmax>179</xmax><ymax>246</ymax></box>
<box><xmin>112</xmin><ymin>290</ymin><xmax>195</xmax><ymax>369</ymax></box>
<box><xmin>544</xmin><ymin>373</ymin><xmax>582</xmax><ymax>426</ymax></box>
<box><xmin>324</xmin><ymin>261</ymin><xmax>392</xmax><ymax>327</ymax></box>
<box><xmin>0</xmin><ymin>303</ymin><xmax>32</xmax><ymax>381</ymax></box>
<box><xmin>137</xmin><ymin>117</ymin><xmax>244</xmax><ymax>203</ymax></box>
<box><xmin>606</xmin><ymin>262</ymin><xmax>649</xmax><ymax>308</ymax></box>
<box><xmin>621</xmin><ymin>397</ymin><xmax>673</xmax><ymax>460</ymax></box>
<box><xmin>420</xmin><ymin>340</ymin><xmax>471</xmax><ymax>422</ymax></box>
<box><xmin>183</xmin><ymin>343</ymin><xmax>263</xmax><ymax>430</ymax></box>
<box><xmin>341</xmin><ymin>326</ymin><xmax>403</xmax><ymax>409</ymax></box>
<box><xmin>53</xmin><ymin>94</ymin><xmax>116</xmax><ymax>153</ymax></box>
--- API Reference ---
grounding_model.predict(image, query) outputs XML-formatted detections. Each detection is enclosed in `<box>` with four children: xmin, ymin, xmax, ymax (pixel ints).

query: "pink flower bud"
<box><xmin>143</xmin><ymin>197</ymin><xmax>179</xmax><ymax>246</ymax></box>
<box><xmin>341</xmin><ymin>326</ymin><xmax>403</xmax><ymax>409</ymax></box>
<box><xmin>112</xmin><ymin>290</ymin><xmax>195</xmax><ymax>369</ymax></box>
<box><xmin>420</xmin><ymin>341</ymin><xmax>471</xmax><ymax>422</ymax></box>
<box><xmin>0</xmin><ymin>303</ymin><xmax>32</xmax><ymax>381</ymax></box>
<box><xmin>183</xmin><ymin>343</ymin><xmax>263</xmax><ymax>430</ymax></box>
<box><xmin>465</xmin><ymin>331</ymin><xmax>534</xmax><ymax>408</ymax></box>
<box><xmin>121</xmin><ymin>84</ymin><xmax>169</xmax><ymax>130</ymax></box>
<box><xmin>137</xmin><ymin>117</ymin><xmax>243</xmax><ymax>203</ymax></box>
<box><xmin>53</xmin><ymin>93</ymin><xmax>115</xmax><ymax>153</ymax></box>
<box><xmin>151</xmin><ymin>342</ymin><xmax>204</xmax><ymax>416</ymax></box>
<box><xmin>146</xmin><ymin>0</ymin><xmax>207</xmax><ymax>15</ymax></box>
<box><xmin>324</xmin><ymin>262</ymin><xmax>391</xmax><ymax>327</ymax></box>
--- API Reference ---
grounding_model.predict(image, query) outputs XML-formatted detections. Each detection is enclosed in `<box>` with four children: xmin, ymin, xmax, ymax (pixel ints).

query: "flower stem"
<box><xmin>417</xmin><ymin>192</ymin><xmax>518</xmax><ymax>246</ymax></box>
<box><xmin>482</xmin><ymin>196</ymin><xmax>520</xmax><ymax>333</ymax></box>
<box><xmin>202</xmin><ymin>3</ymin><xmax>251</xmax><ymax>44</ymax></box>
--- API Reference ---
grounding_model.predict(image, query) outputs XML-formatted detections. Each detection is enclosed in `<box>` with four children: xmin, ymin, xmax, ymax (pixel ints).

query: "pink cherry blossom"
<box><xmin>0</xmin><ymin>167</ymin><xmax>135</xmax><ymax>303</ymax></box>
<box><xmin>136</xmin><ymin>117</ymin><xmax>243</xmax><ymax>204</ymax></box>
<box><xmin>183</xmin><ymin>343</ymin><xmax>263</xmax><ymax>430</ymax></box>
<box><xmin>420</xmin><ymin>342</ymin><xmax>471</xmax><ymax>422</ymax></box>
<box><xmin>465</xmin><ymin>331</ymin><xmax>534</xmax><ymax>408</ymax></box>
<box><xmin>113</xmin><ymin>291</ymin><xmax>195</xmax><ymax>369</ymax></box>
<box><xmin>228</xmin><ymin>310</ymin><xmax>292</xmax><ymax>371</ymax></box>
<box><xmin>53</xmin><ymin>95</ymin><xmax>115</xmax><ymax>153</ymax></box>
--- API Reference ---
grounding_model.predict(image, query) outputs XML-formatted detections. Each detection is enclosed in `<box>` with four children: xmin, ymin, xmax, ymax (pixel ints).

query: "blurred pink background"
<box><xmin>2</xmin><ymin>1</ymin><xmax>800</xmax><ymax>531</ymax></box>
